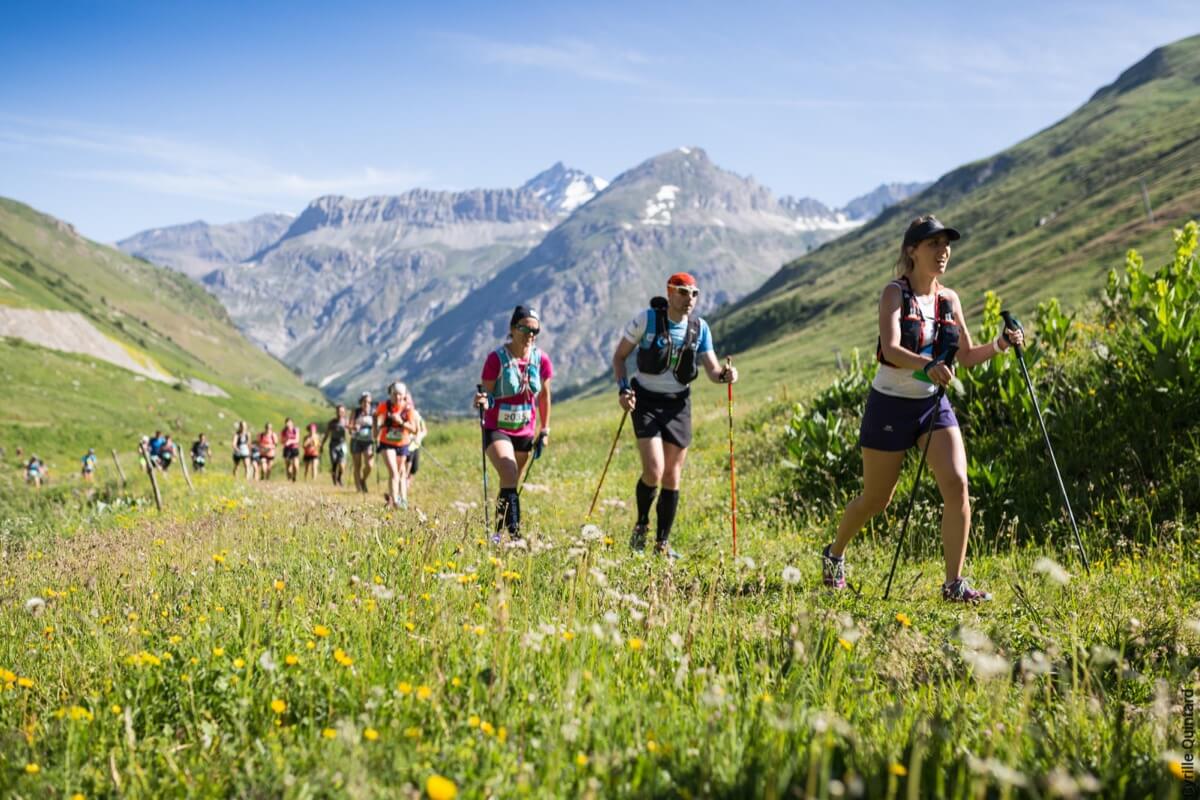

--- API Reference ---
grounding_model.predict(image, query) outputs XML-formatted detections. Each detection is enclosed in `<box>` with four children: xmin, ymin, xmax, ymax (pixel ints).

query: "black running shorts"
<box><xmin>482</xmin><ymin>428</ymin><xmax>535</xmax><ymax>453</ymax></box>
<box><xmin>631</xmin><ymin>381</ymin><xmax>692</xmax><ymax>448</ymax></box>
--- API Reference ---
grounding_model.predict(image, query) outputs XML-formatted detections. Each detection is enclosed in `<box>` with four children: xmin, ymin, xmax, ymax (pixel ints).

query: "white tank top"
<box><xmin>872</xmin><ymin>293</ymin><xmax>938</xmax><ymax>399</ymax></box>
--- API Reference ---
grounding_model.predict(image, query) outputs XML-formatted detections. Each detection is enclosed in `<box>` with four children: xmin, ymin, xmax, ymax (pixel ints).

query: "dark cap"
<box><xmin>510</xmin><ymin>305</ymin><xmax>540</xmax><ymax>327</ymax></box>
<box><xmin>902</xmin><ymin>217</ymin><xmax>961</xmax><ymax>249</ymax></box>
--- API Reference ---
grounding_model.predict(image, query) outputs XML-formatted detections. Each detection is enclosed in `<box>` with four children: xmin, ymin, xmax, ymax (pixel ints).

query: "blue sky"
<box><xmin>1</xmin><ymin>1</ymin><xmax>1194</xmax><ymax>241</ymax></box>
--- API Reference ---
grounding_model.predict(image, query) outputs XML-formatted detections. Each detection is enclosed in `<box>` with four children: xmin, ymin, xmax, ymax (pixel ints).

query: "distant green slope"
<box><xmin>714</xmin><ymin>34</ymin><xmax>1200</xmax><ymax>372</ymax></box>
<box><xmin>0</xmin><ymin>198</ymin><xmax>328</xmax><ymax>472</ymax></box>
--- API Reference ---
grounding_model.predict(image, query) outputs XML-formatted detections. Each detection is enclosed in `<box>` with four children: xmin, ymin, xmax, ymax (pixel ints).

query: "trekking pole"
<box><xmin>517</xmin><ymin>432</ymin><xmax>546</xmax><ymax>498</ymax></box>
<box><xmin>725</xmin><ymin>357</ymin><xmax>739</xmax><ymax>557</ymax></box>
<box><xmin>586</xmin><ymin>410</ymin><xmax>628</xmax><ymax>521</ymax></box>
<box><xmin>883</xmin><ymin>345</ymin><xmax>958</xmax><ymax>600</ymax></box>
<box><xmin>1001</xmin><ymin>311</ymin><xmax>1090</xmax><ymax>574</ymax></box>
<box><xmin>476</xmin><ymin>385</ymin><xmax>490</xmax><ymax>535</ymax></box>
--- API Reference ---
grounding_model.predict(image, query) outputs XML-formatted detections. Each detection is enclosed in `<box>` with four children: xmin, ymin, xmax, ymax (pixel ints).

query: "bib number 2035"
<box><xmin>498</xmin><ymin>403</ymin><xmax>532</xmax><ymax>431</ymax></box>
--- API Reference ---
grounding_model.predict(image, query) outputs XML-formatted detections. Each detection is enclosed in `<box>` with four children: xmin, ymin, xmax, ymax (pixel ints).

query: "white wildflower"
<box><xmin>668</xmin><ymin>632</ymin><xmax>684</xmax><ymax>649</ymax></box>
<box><xmin>580</xmin><ymin>524</ymin><xmax>604</xmax><ymax>542</ymax></box>
<box><xmin>24</xmin><ymin>597</ymin><xmax>46</xmax><ymax>615</ymax></box>
<box><xmin>781</xmin><ymin>566</ymin><xmax>802</xmax><ymax>585</ymax></box>
<box><xmin>258</xmin><ymin>650</ymin><xmax>277</xmax><ymax>672</ymax></box>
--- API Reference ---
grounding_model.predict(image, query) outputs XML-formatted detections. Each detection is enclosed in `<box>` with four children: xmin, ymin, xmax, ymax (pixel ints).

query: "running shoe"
<box><xmin>822</xmin><ymin>544</ymin><xmax>847</xmax><ymax>589</ymax></box>
<box><xmin>629</xmin><ymin>523</ymin><xmax>648</xmax><ymax>552</ymax></box>
<box><xmin>653</xmin><ymin>541</ymin><xmax>681</xmax><ymax>561</ymax></box>
<box><xmin>942</xmin><ymin>577</ymin><xmax>992</xmax><ymax>603</ymax></box>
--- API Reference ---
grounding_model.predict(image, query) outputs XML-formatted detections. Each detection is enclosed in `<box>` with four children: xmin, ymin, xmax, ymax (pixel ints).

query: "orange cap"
<box><xmin>667</xmin><ymin>272</ymin><xmax>697</xmax><ymax>288</ymax></box>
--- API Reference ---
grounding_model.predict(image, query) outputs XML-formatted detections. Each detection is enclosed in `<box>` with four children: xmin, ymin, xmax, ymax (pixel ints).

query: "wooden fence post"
<box><xmin>176</xmin><ymin>445</ymin><xmax>194</xmax><ymax>491</ymax></box>
<box><xmin>139</xmin><ymin>443</ymin><xmax>163</xmax><ymax>512</ymax></box>
<box><xmin>110</xmin><ymin>449</ymin><xmax>127</xmax><ymax>487</ymax></box>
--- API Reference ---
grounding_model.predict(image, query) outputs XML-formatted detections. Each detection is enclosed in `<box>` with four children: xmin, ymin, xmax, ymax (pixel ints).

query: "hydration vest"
<box><xmin>876</xmin><ymin>277</ymin><xmax>958</xmax><ymax>367</ymax></box>
<box><xmin>636</xmin><ymin>297</ymin><xmax>701</xmax><ymax>384</ymax></box>
<box><xmin>494</xmin><ymin>345</ymin><xmax>543</xmax><ymax>399</ymax></box>
<box><xmin>379</xmin><ymin>401</ymin><xmax>414</xmax><ymax>446</ymax></box>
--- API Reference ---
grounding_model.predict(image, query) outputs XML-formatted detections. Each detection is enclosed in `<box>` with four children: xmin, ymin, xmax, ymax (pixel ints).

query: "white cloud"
<box><xmin>0</xmin><ymin>115</ymin><xmax>429</xmax><ymax>206</ymax></box>
<box><xmin>442</xmin><ymin>33</ymin><xmax>654</xmax><ymax>85</ymax></box>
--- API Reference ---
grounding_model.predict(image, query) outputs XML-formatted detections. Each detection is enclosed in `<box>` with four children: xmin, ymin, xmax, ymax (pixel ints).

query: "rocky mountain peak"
<box><xmin>521</xmin><ymin>162</ymin><xmax>609</xmax><ymax>215</ymax></box>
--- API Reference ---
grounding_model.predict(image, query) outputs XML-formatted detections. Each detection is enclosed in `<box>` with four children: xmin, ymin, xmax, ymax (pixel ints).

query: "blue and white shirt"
<box><xmin>622</xmin><ymin>308</ymin><xmax>714</xmax><ymax>394</ymax></box>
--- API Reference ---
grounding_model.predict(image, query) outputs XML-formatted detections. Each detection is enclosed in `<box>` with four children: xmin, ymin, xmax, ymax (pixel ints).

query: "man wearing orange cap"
<box><xmin>611</xmin><ymin>272</ymin><xmax>740</xmax><ymax>558</ymax></box>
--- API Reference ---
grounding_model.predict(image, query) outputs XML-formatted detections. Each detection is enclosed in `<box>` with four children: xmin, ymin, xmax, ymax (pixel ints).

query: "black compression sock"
<box><xmin>656</xmin><ymin>489</ymin><xmax>679</xmax><ymax>543</ymax></box>
<box><xmin>506</xmin><ymin>490</ymin><xmax>521</xmax><ymax>537</ymax></box>
<box><xmin>635</xmin><ymin>479</ymin><xmax>658</xmax><ymax>526</ymax></box>
<box><xmin>495</xmin><ymin>489</ymin><xmax>513</xmax><ymax>533</ymax></box>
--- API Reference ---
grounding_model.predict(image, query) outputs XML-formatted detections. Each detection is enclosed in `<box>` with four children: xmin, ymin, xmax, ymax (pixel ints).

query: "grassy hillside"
<box><xmin>714</xmin><ymin>34</ymin><xmax>1200</xmax><ymax>377</ymax></box>
<box><xmin>0</xmin><ymin>197</ymin><xmax>328</xmax><ymax>474</ymax></box>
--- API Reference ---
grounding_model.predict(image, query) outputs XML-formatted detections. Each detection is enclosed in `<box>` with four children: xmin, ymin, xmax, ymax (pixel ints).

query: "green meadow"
<box><xmin>1</xmin><ymin>227</ymin><xmax>1197</xmax><ymax>798</ymax></box>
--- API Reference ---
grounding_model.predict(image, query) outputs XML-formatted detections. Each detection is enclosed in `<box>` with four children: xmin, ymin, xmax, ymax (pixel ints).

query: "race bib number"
<box><xmin>497</xmin><ymin>402</ymin><xmax>532</xmax><ymax>431</ymax></box>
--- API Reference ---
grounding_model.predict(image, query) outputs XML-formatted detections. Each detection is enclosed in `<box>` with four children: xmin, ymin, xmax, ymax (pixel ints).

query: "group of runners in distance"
<box><xmin>226</xmin><ymin>394</ymin><xmax>429</xmax><ymax>509</ymax></box>
<box><xmin>19</xmin><ymin>215</ymin><xmax>1024</xmax><ymax>603</ymax></box>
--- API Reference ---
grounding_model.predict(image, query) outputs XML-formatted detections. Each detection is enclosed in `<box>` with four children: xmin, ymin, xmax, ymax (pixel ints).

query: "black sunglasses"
<box><xmin>516</xmin><ymin>324</ymin><xmax>541</xmax><ymax>336</ymax></box>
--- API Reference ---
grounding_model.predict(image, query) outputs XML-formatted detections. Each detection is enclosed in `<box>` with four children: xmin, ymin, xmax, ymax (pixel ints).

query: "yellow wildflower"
<box><xmin>838</xmin><ymin>638</ymin><xmax>853</xmax><ymax>651</ymax></box>
<box><xmin>889</xmin><ymin>763</ymin><xmax>907</xmax><ymax>777</ymax></box>
<box><xmin>17</xmin><ymin>677</ymin><xmax>35</xmax><ymax>688</ymax></box>
<box><xmin>647</xmin><ymin>739</ymin><xmax>659</xmax><ymax>753</ymax></box>
<box><xmin>25</xmin><ymin>763</ymin><xmax>39</xmax><ymax>774</ymax></box>
<box><xmin>416</xmin><ymin>685</ymin><xmax>433</xmax><ymax>701</ymax></box>
<box><xmin>306</xmin><ymin>640</ymin><xmax>316</xmax><ymax>650</ymax></box>
<box><xmin>628</xmin><ymin>638</ymin><xmax>644</xmax><ymax>652</ymax></box>
<box><xmin>285</xmin><ymin>654</ymin><xmax>299</xmax><ymax>666</ymax></box>
<box><xmin>363</xmin><ymin>727</ymin><xmax>379</xmax><ymax>741</ymax></box>
<box><xmin>321</xmin><ymin>727</ymin><xmax>337</xmax><ymax>740</ymax></box>
<box><xmin>168</xmin><ymin>635</ymin><xmax>183</xmax><ymax>645</ymax></box>
<box><xmin>1169</xmin><ymin>760</ymin><xmax>1186</xmax><ymax>780</ymax></box>
<box><xmin>111</xmin><ymin>704</ymin><xmax>122</xmax><ymax>715</ymax></box>
<box><xmin>233</xmin><ymin>658</ymin><xmax>246</xmax><ymax>669</ymax></box>
<box><xmin>212</xmin><ymin>553</ymin><xmax>225</xmax><ymax>564</ymax></box>
<box><xmin>497</xmin><ymin>726</ymin><xmax>507</xmax><ymax>743</ymax></box>
<box><xmin>575</xmin><ymin>753</ymin><xmax>589</xmax><ymax>767</ymax></box>
<box><xmin>333</xmin><ymin>648</ymin><xmax>354</xmax><ymax>667</ymax></box>
<box><xmin>398</xmin><ymin>681</ymin><xmax>413</xmax><ymax>695</ymax></box>
<box><xmin>895</xmin><ymin>612</ymin><xmax>912</xmax><ymax>628</ymax></box>
<box><xmin>426</xmin><ymin>774</ymin><xmax>458</xmax><ymax>800</ymax></box>
<box><xmin>273</xmin><ymin>580</ymin><xmax>285</xmax><ymax>591</ymax></box>
<box><xmin>480</xmin><ymin>721</ymin><xmax>495</xmax><ymax>736</ymax></box>
<box><xmin>313</xmin><ymin>624</ymin><xmax>330</xmax><ymax>638</ymax></box>
<box><xmin>270</xmin><ymin>699</ymin><xmax>286</xmax><ymax>714</ymax></box>
<box><xmin>468</xmin><ymin>715</ymin><xmax>480</xmax><ymax>728</ymax></box>
<box><xmin>212</xmin><ymin>647</ymin><xmax>225</xmax><ymax>657</ymax></box>
<box><xmin>404</xmin><ymin>726</ymin><xmax>421</xmax><ymax>739</ymax></box>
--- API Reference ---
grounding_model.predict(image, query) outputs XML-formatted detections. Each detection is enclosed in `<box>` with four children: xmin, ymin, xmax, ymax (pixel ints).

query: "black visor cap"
<box><xmin>903</xmin><ymin>218</ymin><xmax>961</xmax><ymax>248</ymax></box>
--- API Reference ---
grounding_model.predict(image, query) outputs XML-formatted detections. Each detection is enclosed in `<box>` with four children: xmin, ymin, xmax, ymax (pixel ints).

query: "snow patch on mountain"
<box><xmin>642</xmin><ymin>185</ymin><xmax>680</xmax><ymax>226</ymax></box>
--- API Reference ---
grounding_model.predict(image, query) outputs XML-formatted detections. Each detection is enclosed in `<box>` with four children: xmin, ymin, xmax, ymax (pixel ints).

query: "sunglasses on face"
<box><xmin>516</xmin><ymin>324</ymin><xmax>541</xmax><ymax>336</ymax></box>
<box><xmin>672</xmin><ymin>286</ymin><xmax>700</xmax><ymax>298</ymax></box>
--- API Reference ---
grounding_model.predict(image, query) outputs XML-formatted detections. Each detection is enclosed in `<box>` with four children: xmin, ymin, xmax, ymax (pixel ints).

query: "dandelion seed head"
<box><xmin>1033</xmin><ymin>557</ymin><xmax>1071</xmax><ymax>585</ymax></box>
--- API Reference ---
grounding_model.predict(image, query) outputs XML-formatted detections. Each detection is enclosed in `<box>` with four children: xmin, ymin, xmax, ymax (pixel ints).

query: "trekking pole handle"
<box><xmin>1000</xmin><ymin>310</ymin><xmax>1024</xmax><ymax>357</ymax></box>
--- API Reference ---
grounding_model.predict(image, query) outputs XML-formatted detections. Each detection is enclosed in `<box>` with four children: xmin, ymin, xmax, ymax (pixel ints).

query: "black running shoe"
<box><xmin>629</xmin><ymin>523</ymin><xmax>648</xmax><ymax>552</ymax></box>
